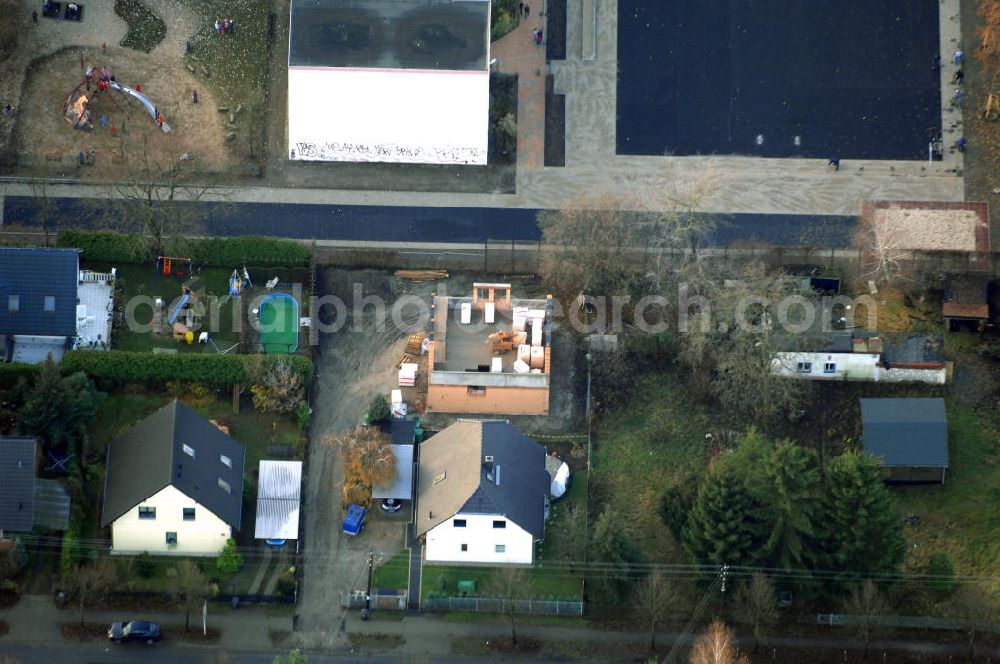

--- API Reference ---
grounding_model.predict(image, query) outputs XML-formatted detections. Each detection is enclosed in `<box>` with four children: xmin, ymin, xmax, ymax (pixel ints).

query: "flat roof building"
<box><xmin>287</xmin><ymin>0</ymin><xmax>491</xmax><ymax>165</ymax></box>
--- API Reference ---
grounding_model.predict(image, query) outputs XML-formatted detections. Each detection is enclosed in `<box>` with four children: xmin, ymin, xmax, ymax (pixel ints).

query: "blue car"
<box><xmin>108</xmin><ymin>620</ymin><xmax>161</xmax><ymax>643</ymax></box>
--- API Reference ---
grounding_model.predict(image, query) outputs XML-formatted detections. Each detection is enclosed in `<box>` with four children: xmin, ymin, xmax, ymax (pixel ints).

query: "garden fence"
<box><xmin>423</xmin><ymin>596</ymin><xmax>583</xmax><ymax>616</ymax></box>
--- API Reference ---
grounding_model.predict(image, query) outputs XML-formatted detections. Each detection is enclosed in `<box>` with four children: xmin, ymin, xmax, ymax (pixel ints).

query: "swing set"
<box><xmin>156</xmin><ymin>256</ymin><xmax>193</xmax><ymax>277</ymax></box>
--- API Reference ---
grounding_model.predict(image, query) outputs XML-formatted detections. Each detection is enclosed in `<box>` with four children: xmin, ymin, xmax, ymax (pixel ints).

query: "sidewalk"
<box><xmin>0</xmin><ymin>594</ymin><xmax>290</xmax><ymax>651</ymax></box>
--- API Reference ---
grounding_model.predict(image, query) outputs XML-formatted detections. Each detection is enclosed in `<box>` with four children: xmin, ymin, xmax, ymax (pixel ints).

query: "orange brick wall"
<box><xmin>426</xmin><ymin>384</ymin><xmax>550</xmax><ymax>416</ymax></box>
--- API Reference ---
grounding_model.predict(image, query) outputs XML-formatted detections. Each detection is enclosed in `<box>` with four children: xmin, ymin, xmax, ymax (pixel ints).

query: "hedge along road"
<box><xmin>0</xmin><ymin>196</ymin><xmax>858</xmax><ymax>248</ymax></box>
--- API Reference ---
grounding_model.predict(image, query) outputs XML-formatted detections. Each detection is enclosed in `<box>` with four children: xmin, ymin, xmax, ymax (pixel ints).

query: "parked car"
<box><xmin>108</xmin><ymin>620</ymin><xmax>161</xmax><ymax>643</ymax></box>
<box><xmin>380</xmin><ymin>498</ymin><xmax>403</xmax><ymax>513</ymax></box>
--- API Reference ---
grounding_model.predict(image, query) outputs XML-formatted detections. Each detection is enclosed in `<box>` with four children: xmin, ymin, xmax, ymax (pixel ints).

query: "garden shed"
<box><xmin>860</xmin><ymin>398</ymin><xmax>948</xmax><ymax>483</ymax></box>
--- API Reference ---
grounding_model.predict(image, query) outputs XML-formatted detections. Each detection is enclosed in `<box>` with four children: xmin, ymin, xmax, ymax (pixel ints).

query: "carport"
<box><xmin>373</xmin><ymin>444</ymin><xmax>414</xmax><ymax>503</ymax></box>
<box><xmin>255</xmin><ymin>460</ymin><xmax>303</xmax><ymax>540</ymax></box>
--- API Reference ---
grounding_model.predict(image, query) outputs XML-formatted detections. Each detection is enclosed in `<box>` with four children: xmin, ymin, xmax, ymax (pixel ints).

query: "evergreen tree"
<box><xmin>19</xmin><ymin>357</ymin><xmax>104</xmax><ymax>459</ymax></box>
<box><xmin>588</xmin><ymin>508</ymin><xmax>639</xmax><ymax>608</ymax></box>
<box><xmin>818</xmin><ymin>451</ymin><xmax>905</xmax><ymax>582</ymax></box>
<box><xmin>754</xmin><ymin>440</ymin><xmax>821</xmax><ymax>573</ymax></box>
<box><xmin>683</xmin><ymin>461</ymin><xmax>764</xmax><ymax>568</ymax></box>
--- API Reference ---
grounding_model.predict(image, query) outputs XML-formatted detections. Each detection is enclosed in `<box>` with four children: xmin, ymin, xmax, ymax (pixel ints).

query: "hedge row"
<box><xmin>59</xmin><ymin>351</ymin><xmax>313</xmax><ymax>388</ymax></box>
<box><xmin>56</xmin><ymin>231</ymin><xmax>312</xmax><ymax>267</ymax></box>
<box><xmin>0</xmin><ymin>363</ymin><xmax>39</xmax><ymax>390</ymax></box>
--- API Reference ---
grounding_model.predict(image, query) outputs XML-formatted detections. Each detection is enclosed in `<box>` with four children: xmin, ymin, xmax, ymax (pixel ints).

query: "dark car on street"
<box><xmin>108</xmin><ymin>620</ymin><xmax>161</xmax><ymax>643</ymax></box>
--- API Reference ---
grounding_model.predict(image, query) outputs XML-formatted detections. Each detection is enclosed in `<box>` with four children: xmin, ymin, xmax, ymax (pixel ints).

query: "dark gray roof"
<box><xmin>289</xmin><ymin>0</ymin><xmax>490</xmax><ymax>71</ymax></box>
<box><xmin>861</xmin><ymin>398</ymin><xmax>948</xmax><ymax>468</ymax></box>
<box><xmin>774</xmin><ymin>331</ymin><xmax>854</xmax><ymax>353</ymax></box>
<box><xmin>0</xmin><ymin>248</ymin><xmax>78</xmax><ymax>338</ymax></box>
<box><xmin>388</xmin><ymin>418</ymin><xmax>416</xmax><ymax>446</ymax></box>
<box><xmin>102</xmin><ymin>401</ymin><xmax>246</xmax><ymax>528</ymax></box>
<box><xmin>0</xmin><ymin>437</ymin><xmax>37</xmax><ymax>532</ymax></box>
<box><xmin>458</xmin><ymin>421</ymin><xmax>549</xmax><ymax>539</ymax></box>
<box><xmin>879</xmin><ymin>333</ymin><xmax>945</xmax><ymax>365</ymax></box>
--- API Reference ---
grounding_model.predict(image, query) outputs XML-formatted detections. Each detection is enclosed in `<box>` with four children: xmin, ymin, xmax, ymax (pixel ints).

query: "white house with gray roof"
<box><xmin>416</xmin><ymin>420</ymin><xmax>549</xmax><ymax>565</ymax></box>
<box><xmin>101</xmin><ymin>401</ymin><xmax>246</xmax><ymax>555</ymax></box>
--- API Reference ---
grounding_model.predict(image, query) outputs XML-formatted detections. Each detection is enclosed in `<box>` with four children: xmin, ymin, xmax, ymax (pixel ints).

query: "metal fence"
<box><xmin>342</xmin><ymin>591</ymin><xmax>406</xmax><ymax>610</ymax></box>
<box><xmin>819</xmin><ymin>613</ymin><xmax>1000</xmax><ymax>632</ymax></box>
<box><xmin>423</xmin><ymin>596</ymin><xmax>583</xmax><ymax>616</ymax></box>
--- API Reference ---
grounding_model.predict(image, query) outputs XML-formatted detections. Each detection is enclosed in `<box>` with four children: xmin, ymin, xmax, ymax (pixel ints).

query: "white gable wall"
<box><xmin>425</xmin><ymin>512</ymin><xmax>534</xmax><ymax>565</ymax></box>
<box><xmin>111</xmin><ymin>485</ymin><xmax>232</xmax><ymax>556</ymax></box>
<box><xmin>287</xmin><ymin>67</ymin><xmax>489</xmax><ymax>165</ymax></box>
<box><xmin>772</xmin><ymin>352</ymin><xmax>946</xmax><ymax>384</ymax></box>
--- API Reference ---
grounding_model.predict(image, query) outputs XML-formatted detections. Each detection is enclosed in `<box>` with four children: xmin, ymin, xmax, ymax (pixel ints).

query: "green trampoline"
<box><xmin>259</xmin><ymin>293</ymin><xmax>299</xmax><ymax>354</ymax></box>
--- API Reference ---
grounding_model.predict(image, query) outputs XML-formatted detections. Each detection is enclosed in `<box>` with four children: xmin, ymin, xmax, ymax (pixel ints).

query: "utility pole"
<box><xmin>365</xmin><ymin>550</ymin><xmax>376</xmax><ymax>613</ymax></box>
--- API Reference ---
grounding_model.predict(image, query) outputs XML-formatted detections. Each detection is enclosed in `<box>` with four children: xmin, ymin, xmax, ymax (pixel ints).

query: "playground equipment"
<box><xmin>229</xmin><ymin>269</ymin><xmax>250</xmax><ymax>296</ymax></box>
<box><xmin>168</xmin><ymin>277</ymin><xmax>205</xmax><ymax>342</ymax></box>
<box><xmin>63</xmin><ymin>70</ymin><xmax>170</xmax><ymax>132</ymax></box>
<box><xmin>157</xmin><ymin>256</ymin><xmax>193</xmax><ymax>277</ymax></box>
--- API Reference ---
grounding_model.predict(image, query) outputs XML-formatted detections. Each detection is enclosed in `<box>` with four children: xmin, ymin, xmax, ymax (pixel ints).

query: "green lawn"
<box><xmin>537</xmin><ymin>470</ymin><xmax>588</xmax><ymax>567</ymax></box>
<box><xmin>422</xmin><ymin>565</ymin><xmax>581</xmax><ymax>602</ymax></box>
<box><xmin>590</xmin><ymin>373</ymin><xmax>711</xmax><ymax>564</ymax></box>
<box><xmin>373</xmin><ymin>551</ymin><xmax>409</xmax><ymax>591</ymax></box>
<box><xmin>892</xmin><ymin>403</ymin><xmax>1000</xmax><ymax>590</ymax></box>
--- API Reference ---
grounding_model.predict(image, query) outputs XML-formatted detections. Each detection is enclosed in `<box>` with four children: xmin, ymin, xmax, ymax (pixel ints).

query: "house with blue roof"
<box><xmin>0</xmin><ymin>247</ymin><xmax>115</xmax><ymax>362</ymax></box>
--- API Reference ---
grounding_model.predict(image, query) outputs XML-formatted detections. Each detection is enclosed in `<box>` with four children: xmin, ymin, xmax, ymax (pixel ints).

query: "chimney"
<box><xmin>483</xmin><ymin>455</ymin><xmax>494</xmax><ymax>481</ymax></box>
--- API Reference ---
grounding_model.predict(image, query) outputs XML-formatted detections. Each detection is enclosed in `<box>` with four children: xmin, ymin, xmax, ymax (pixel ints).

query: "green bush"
<box><xmin>135</xmin><ymin>552</ymin><xmax>157</xmax><ymax>578</ymax></box>
<box><xmin>216</xmin><ymin>539</ymin><xmax>244</xmax><ymax>575</ymax></box>
<box><xmin>57</xmin><ymin>230</ymin><xmax>310</xmax><ymax>267</ymax></box>
<box><xmin>366</xmin><ymin>394</ymin><xmax>390</xmax><ymax>424</ymax></box>
<box><xmin>60</xmin><ymin>351</ymin><xmax>313</xmax><ymax>388</ymax></box>
<box><xmin>57</xmin><ymin>230</ymin><xmax>148</xmax><ymax>263</ymax></box>
<box><xmin>0</xmin><ymin>363</ymin><xmax>40</xmax><ymax>390</ymax></box>
<box><xmin>60</xmin><ymin>526</ymin><xmax>81</xmax><ymax>580</ymax></box>
<box><xmin>296</xmin><ymin>401</ymin><xmax>311</xmax><ymax>431</ymax></box>
<box><xmin>275</xmin><ymin>577</ymin><xmax>295</xmax><ymax>597</ymax></box>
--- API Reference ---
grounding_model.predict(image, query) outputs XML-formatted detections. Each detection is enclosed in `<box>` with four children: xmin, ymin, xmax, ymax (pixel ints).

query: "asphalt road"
<box><xmin>0</xmin><ymin>642</ymin><xmax>490</xmax><ymax>664</ymax></box>
<box><xmin>1</xmin><ymin>197</ymin><xmax>858</xmax><ymax>248</ymax></box>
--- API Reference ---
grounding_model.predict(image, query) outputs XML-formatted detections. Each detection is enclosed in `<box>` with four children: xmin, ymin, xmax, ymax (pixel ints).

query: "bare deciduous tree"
<box><xmin>172</xmin><ymin>559</ymin><xmax>209</xmax><ymax>632</ymax></box>
<box><xmin>841</xmin><ymin>579</ymin><xmax>890</xmax><ymax>657</ymax></box>
<box><xmin>856</xmin><ymin>208</ymin><xmax>911</xmax><ymax>286</ymax></box>
<box><xmin>72</xmin><ymin>560</ymin><xmax>115</xmax><ymax>626</ymax></box>
<box><xmin>486</xmin><ymin>566</ymin><xmax>531</xmax><ymax>648</ymax></box>
<box><xmin>324</xmin><ymin>427</ymin><xmax>397</xmax><ymax>508</ymax></box>
<box><xmin>733</xmin><ymin>572</ymin><xmax>777</xmax><ymax>651</ymax></box>
<box><xmin>632</xmin><ymin>570</ymin><xmax>679</xmax><ymax>651</ymax></box>
<box><xmin>688</xmin><ymin>620</ymin><xmax>748</xmax><ymax>664</ymax></box>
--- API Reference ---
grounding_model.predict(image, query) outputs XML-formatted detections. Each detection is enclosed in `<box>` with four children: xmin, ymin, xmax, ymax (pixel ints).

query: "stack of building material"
<box><xmin>460</xmin><ymin>302</ymin><xmax>472</xmax><ymax>324</ymax></box>
<box><xmin>488</xmin><ymin>331</ymin><xmax>514</xmax><ymax>354</ymax></box>
<box><xmin>398</xmin><ymin>363</ymin><xmax>418</xmax><ymax>386</ymax></box>
<box><xmin>485</xmin><ymin>301</ymin><xmax>496</xmax><ymax>324</ymax></box>
<box><xmin>512</xmin><ymin>306</ymin><xmax>529</xmax><ymax>331</ymax></box>
<box><xmin>513</xmin><ymin>358</ymin><xmax>530</xmax><ymax>373</ymax></box>
<box><xmin>391</xmin><ymin>389</ymin><xmax>403</xmax><ymax>407</ymax></box>
<box><xmin>518</xmin><ymin>344</ymin><xmax>531</xmax><ymax>364</ymax></box>
<box><xmin>530</xmin><ymin>346</ymin><xmax>545</xmax><ymax>369</ymax></box>
<box><xmin>405</xmin><ymin>333</ymin><xmax>425</xmax><ymax>355</ymax></box>
<box><xmin>513</xmin><ymin>331</ymin><xmax>528</xmax><ymax>345</ymax></box>
<box><xmin>491</xmin><ymin>357</ymin><xmax>503</xmax><ymax>373</ymax></box>
<box><xmin>531</xmin><ymin>318</ymin><xmax>543</xmax><ymax>346</ymax></box>
<box><xmin>395</xmin><ymin>269</ymin><xmax>448</xmax><ymax>282</ymax></box>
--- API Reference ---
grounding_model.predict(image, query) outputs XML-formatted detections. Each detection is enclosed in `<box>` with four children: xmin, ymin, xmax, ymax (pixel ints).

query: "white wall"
<box><xmin>772</xmin><ymin>352</ymin><xmax>878</xmax><ymax>381</ymax></box>
<box><xmin>772</xmin><ymin>352</ymin><xmax>946</xmax><ymax>384</ymax></box>
<box><xmin>111</xmin><ymin>485</ymin><xmax>232</xmax><ymax>556</ymax></box>
<box><xmin>287</xmin><ymin>67</ymin><xmax>489</xmax><ymax>165</ymax></box>
<box><xmin>425</xmin><ymin>512</ymin><xmax>535</xmax><ymax>565</ymax></box>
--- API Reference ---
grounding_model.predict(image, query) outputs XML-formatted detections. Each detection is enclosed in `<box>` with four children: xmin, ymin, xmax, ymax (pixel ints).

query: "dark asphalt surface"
<box><xmin>1</xmin><ymin>197</ymin><xmax>858</xmax><ymax>248</ymax></box>
<box><xmin>617</xmin><ymin>0</ymin><xmax>942</xmax><ymax>159</ymax></box>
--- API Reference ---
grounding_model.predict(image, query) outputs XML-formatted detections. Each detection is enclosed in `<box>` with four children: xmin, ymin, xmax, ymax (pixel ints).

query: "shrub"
<box><xmin>248</xmin><ymin>358</ymin><xmax>305</xmax><ymax>413</ymax></box>
<box><xmin>60</xmin><ymin>527</ymin><xmax>81</xmax><ymax>580</ymax></box>
<box><xmin>296</xmin><ymin>401</ymin><xmax>311</xmax><ymax>431</ymax></box>
<box><xmin>275</xmin><ymin>577</ymin><xmax>296</xmax><ymax>597</ymax></box>
<box><xmin>57</xmin><ymin>230</ymin><xmax>148</xmax><ymax>263</ymax></box>
<box><xmin>56</xmin><ymin>231</ymin><xmax>310</xmax><ymax>267</ymax></box>
<box><xmin>366</xmin><ymin>394</ymin><xmax>390</xmax><ymax>424</ymax></box>
<box><xmin>216</xmin><ymin>539</ymin><xmax>244</xmax><ymax>575</ymax></box>
<box><xmin>60</xmin><ymin>351</ymin><xmax>313</xmax><ymax>388</ymax></box>
<box><xmin>135</xmin><ymin>553</ymin><xmax>157</xmax><ymax>578</ymax></box>
<box><xmin>0</xmin><ymin>363</ymin><xmax>40</xmax><ymax>390</ymax></box>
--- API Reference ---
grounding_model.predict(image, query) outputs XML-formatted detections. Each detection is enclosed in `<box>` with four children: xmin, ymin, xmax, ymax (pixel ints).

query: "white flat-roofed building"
<box><xmin>287</xmin><ymin>0</ymin><xmax>491</xmax><ymax>165</ymax></box>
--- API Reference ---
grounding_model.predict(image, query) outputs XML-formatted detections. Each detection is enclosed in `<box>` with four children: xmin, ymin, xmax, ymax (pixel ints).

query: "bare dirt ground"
<box><xmin>962</xmin><ymin>0</ymin><xmax>1000</xmax><ymax>237</ymax></box>
<box><xmin>12</xmin><ymin>47</ymin><xmax>228</xmax><ymax>175</ymax></box>
<box><xmin>295</xmin><ymin>268</ymin><xmax>434</xmax><ymax>649</ymax></box>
